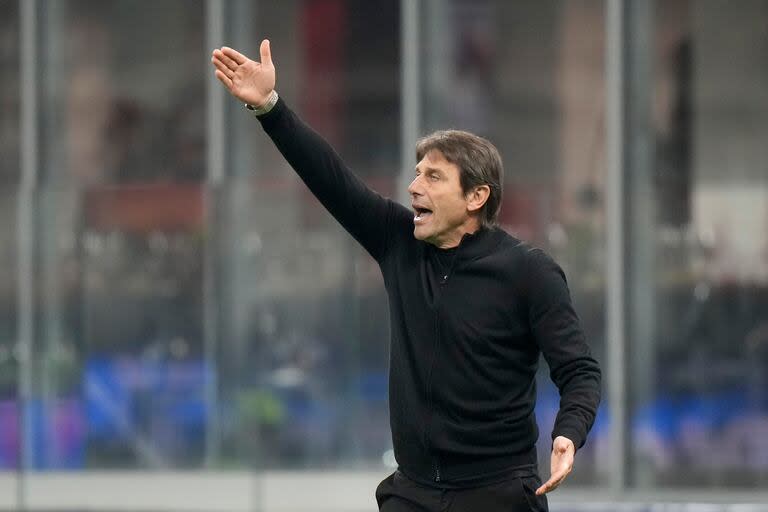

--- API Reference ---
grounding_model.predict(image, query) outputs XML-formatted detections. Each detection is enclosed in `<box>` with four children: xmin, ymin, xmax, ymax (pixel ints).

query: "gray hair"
<box><xmin>416</xmin><ymin>130</ymin><xmax>504</xmax><ymax>228</ymax></box>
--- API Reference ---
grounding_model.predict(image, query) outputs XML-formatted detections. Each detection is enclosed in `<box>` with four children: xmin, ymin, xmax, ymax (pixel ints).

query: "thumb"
<box><xmin>260</xmin><ymin>39</ymin><xmax>272</xmax><ymax>67</ymax></box>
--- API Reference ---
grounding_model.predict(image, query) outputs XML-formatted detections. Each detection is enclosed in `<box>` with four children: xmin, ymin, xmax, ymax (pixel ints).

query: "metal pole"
<box><xmin>623</xmin><ymin>0</ymin><xmax>656</xmax><ymax>488</ymax></box>
<box><xmin>207</xmin><ymin>0</ymin><xmax>226</xmax><ymax>188</ymax></box>
<box><xmin>605</xmin><ymin>0</ymin><xmax>627</xmax><ymax>495</ymax></box>
<box><xmin>204</xmin><ymin>0</ymin><xmax>225</xmax><ymax>467</ymax></box>
<box><xmin>398</xmin><ymin>0</ymin><xmax>420</xmax><ymax>205</ymax></box>
<box><xmin>18</xmin><ymin>0</ymin><xmax>39</xmax><ymax>508</ymax></box>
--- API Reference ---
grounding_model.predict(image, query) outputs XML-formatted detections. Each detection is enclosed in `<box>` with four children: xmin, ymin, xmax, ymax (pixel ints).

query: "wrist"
<box><xmin>552</xmin><ymin>435</ymin><xmax>576</xmax><ymax>454</ymax></box>
<box><xmin>552</xmin><ymin>425</ymin><xmax>583</xmax><ymax>450</ymax></box>
<box><xmin>245</xmin><ymin>90</ymin><xmax>279</xmax><ymax>116</ymax></box>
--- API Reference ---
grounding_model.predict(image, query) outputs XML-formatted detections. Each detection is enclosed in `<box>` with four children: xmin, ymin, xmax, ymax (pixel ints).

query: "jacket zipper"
<box><xmin>423</xmin><ymin>312</ymin><xmax>440</xmax><ymax>482</ymax></box>
<box><xmin>426</xmin><ymin>271</ymin><xmax>450</xmax><ymax>483</ymax></box>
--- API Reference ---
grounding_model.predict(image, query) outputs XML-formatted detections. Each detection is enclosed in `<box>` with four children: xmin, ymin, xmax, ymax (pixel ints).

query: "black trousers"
<box><xmin>376</xmin><ymin>470</ymin><xmax>549</xmax><ymax>512</ymax></box>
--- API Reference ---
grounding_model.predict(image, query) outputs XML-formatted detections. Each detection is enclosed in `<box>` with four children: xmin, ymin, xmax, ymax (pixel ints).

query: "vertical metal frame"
<box><xmin>606</xmin><ymin>0</ymin><xmax>655</xmax><ymax>494</ymax></box>
<box><xmin>207</xmin><ymin>0</ymin><xmax>226</xmax><ymax>189</ymax></box>
<box><xmin>605</xmin><ymin>0</ymin><xmax>628</xmax><ymax>495</ymax></box>
<box><xmin>204</xmin><ymin>0</ymin><xmax>225</xmax><ymax>468</ymax></box>
<box><xmin>17</xmin><ymin>0</ymin><xmax>38</xmax><ymax>509</ymax></box>
<box><xmin>399</xmin><ymin>0</ymin><xmax>421</xmax><ymax>205</ymax></box>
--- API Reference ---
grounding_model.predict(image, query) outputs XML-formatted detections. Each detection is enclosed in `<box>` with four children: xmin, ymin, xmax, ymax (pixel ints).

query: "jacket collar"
<box><xmin>427</xmin><ymin>226</ymin><xmax>503</xmax><ymax>262</ymax></box>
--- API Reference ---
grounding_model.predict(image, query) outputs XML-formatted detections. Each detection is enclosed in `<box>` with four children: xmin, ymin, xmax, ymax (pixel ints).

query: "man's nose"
<box><xmin>408</xmin><ymin>176</ymin><xmax>422</xmax><ymax>196</ymax></box>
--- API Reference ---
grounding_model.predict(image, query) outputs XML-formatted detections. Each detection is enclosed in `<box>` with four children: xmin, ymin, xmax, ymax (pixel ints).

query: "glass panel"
<box><xmin>421</xmin><ymin>0</ymin><xmax>608</xmax><ymax>486</ymax></box>
<box><xmin>0</xmin><ymin>0</ymin><xmax>20</xmax><ymax>477</ymax></box>
<box><xmin>0</xmin><ymin>188</ymin><xmax>18</xmax><ymax>473</ymax></box>
<box><xmin>629</xmin><ymin>0</ymin><xmax>768</xmax><ymax>489</ymax></box>
<box><xmin>0</xmin><ymin>0</ymin><xmax>20</xmax><ymax>185</ymax></box>
<box><xmin>41</xmin><ymin>1</ymin><xmax>206</xmax><ymax>186</ymax></box>
<box><xmin>220</xmin><ymin>0</ymin><xmax>399</xmax><ymax>469</ymax></box>
<box><xmin>35</xmin><ymin>0</ymin><xmax>207</xmax><ymax>469</ymax></box>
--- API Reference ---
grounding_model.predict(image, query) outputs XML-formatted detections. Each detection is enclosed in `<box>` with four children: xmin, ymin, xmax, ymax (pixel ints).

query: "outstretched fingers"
<box><xmin>214</xmin><ymin>70</ymin><xmax>233</xmax><ymax>90</ymax></box>
<box><xmin>211</xmin><ymin>57</ymin><xmax>234</xmax><ymax>79</ymax></box>
<box><xmin>213</xmin><ymin>49</ymin><xmax>240</xmax><ymax>72</ymax></box>
<box><xmin>222</xmin><ymin>46</ymin><xmax>248</xmax><ymax>65</ymax></box>
<box><xmin>535</xmin><ymin>468</ymin><xmax>568</xmax><ymax>495</ymax></box>
<box><xmin>211</xmin><ymin>43</ymin><xmax>273</xmax><ymax>102</ymax></box>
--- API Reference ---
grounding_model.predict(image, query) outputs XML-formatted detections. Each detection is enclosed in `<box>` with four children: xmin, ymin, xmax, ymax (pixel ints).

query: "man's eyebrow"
<box><xmin>415</xmin><ymin>166</ymin><xmax>443</xmax><ymax>174</ymax></box>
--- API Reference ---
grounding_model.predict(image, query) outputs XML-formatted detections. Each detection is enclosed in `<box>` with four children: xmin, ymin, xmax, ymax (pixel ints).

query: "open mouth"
<box><xmin>413</xmin><ymin>206</ymin><xmax>433</xmax><ymax>223</ymax></box>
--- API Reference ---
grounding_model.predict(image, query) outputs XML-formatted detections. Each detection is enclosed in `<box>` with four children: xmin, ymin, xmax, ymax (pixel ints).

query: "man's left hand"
<box><xmin>535</xmin><ymin>436</ymin><xmax>575</xmax><ymax>495</ymax></box>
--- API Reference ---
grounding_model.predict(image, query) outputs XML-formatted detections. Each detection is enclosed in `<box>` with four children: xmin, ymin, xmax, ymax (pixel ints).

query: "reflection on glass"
<box><xmin>0</xmin><ymin>0</ymin><xmax>20</xmax><ymax>471</ymax></box>
<box><xmin>0</xmin><ymin>1</ymin><xmax>20</xmax><ymax>185</ymax></box>
<box><xmin>220</xmin><ymin>0</ymin><xmax>400</xmax><ymax>469</ymax></box>
<box><xmin>630</xmin><ymin>0</ymin><xmax>768</xmax><ymax>488</ymax></box>
<box><xmin>33</xmin><ymin>0</ymin><xmax>206</xmax><ymax>469</ymax></box>
<box><xmin>41</xmin><ymin>0</ymin><xmax>205</xmax><ymax>186</ymax></box>
<box><xmin>0</xmin><ymin>193</ymin><xmax>18</xmax><ymax>471</ymax></box>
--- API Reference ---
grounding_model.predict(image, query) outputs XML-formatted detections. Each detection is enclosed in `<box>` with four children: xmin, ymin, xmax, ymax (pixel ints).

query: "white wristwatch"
<box><xmin>245</xmin><ymin>90</ymin><xmax>279</xmax><ymax>116</ymax></box>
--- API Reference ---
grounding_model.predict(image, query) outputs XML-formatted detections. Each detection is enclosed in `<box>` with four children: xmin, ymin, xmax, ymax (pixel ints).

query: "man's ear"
<box><xmin>466</xmin><ymin>185</ymin><xmax>491</xmax><ymax>213</ymax></box>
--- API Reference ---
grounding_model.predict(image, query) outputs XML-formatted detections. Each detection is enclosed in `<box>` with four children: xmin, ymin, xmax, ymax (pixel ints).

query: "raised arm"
<box><xmin>211</xmin><ymin>41</ymin><xmax>405</xmax><ymax>260</ymax></box>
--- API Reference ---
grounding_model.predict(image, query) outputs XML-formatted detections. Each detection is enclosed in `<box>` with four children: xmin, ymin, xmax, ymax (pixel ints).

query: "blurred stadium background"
<box><xmin>1</xmin><ymin>0</ymin><xmax>767</xmax><ymax>510</ymax></box>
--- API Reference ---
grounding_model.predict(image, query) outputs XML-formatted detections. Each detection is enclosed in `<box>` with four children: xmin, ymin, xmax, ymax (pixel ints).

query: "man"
<box><xmin>211</xmin><ymin>40</ymin><xmax>601</xmax><ymax>512</ymax></box>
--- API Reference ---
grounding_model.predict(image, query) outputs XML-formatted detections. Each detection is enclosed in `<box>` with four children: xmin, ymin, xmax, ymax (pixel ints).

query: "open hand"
<box><xmin>211</xmin><ymin>39</ymin><xmax>275</xmax><ymax>107</ymax></box>
<box><xmin>536</xmin><ymin>436</ymin><xmax>575</xmax><ymax>495</ymax></box>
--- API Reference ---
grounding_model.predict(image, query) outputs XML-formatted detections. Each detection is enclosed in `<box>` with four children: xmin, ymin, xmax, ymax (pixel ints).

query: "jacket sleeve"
<box><xmin>257</xmin><ymin>97</ymin><xmax>408</xmax><ymax>261</ymax></box>
<box><xmin>526</xmin><ymin>248</ymin><xmax>602</xmax><ymax>450</ymax></box>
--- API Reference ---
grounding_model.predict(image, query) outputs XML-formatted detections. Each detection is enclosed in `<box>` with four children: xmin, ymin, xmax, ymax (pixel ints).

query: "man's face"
<box><xmin>408</xmin><ymin>149</ymin><xmax>476</xmax><ymax>248</ymax></box>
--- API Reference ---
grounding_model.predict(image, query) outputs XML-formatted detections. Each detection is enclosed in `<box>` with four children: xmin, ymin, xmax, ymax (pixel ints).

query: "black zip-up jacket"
<box><xmin>258</xmin><ymin>98</ymin><xmax>602</xmax><ymax>488</ymax></box>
